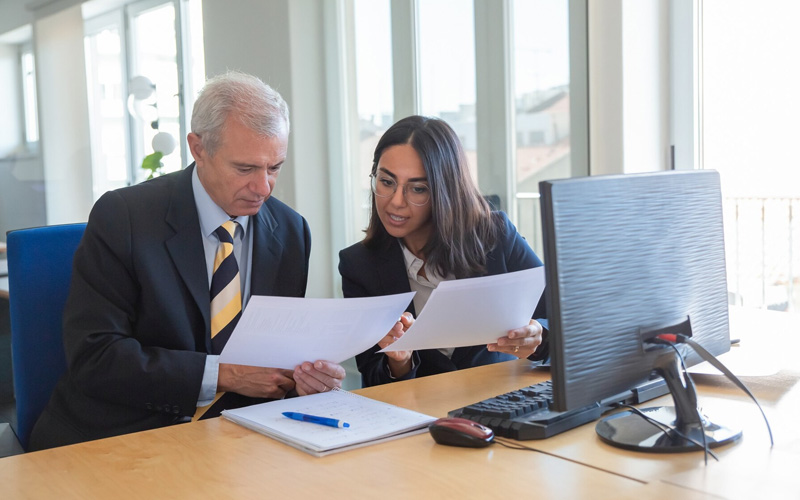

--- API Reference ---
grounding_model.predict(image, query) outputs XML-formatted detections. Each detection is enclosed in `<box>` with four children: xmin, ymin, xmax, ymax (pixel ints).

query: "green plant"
<box><xmin>141</xmin><ymin>151</ymin><xmax>164</xmax><ymax>180</ymax></box>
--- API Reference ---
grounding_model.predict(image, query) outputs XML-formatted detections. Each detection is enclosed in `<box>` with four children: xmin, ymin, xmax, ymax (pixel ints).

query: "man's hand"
<box><xmin>218</xmin><ymin>364</ymin><xmax>295</xmax><ymax>399</ymax></box>
<box><xmin>293</xmin><ymin>360</ymin><xmax>346</xmax><ymax>396</ymax></box>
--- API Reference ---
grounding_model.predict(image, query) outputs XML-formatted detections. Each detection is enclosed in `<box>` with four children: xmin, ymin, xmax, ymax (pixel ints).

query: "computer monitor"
<box><xmin>539</xmin><ymin>169</ymin><xmax>741</xmax><ymax>452</ymax></box>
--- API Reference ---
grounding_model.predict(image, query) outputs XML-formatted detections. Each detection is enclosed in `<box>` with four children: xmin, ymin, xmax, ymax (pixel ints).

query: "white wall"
<box><xmin>621</xmin><ymin>0</ymin><xmax>670</xmax><ymax>173</ymax></box>
<box><xmin>588</xmin><ymin>0</ymin><xmax>671</xmax><ymax>175</ymax></box>
<box><xmin>202</xmin><ymin>0</ymin><xmax>334</xmax><ymax>298</ymax></box>
<box><xmin>670</xmin><ymin>0</ymin><xmax>699</xmax><ymax>170</ymax></box>
<box><xmin>286</xmin><ymin>1</ymin><xmax>333</xmax><ymax>298</ymax></box>
<box><xmin>0</xmin><ymin>43</ymin><xmax>21</xmax><ymax>156</ymax></box>
<box><xmin>588</xmin><ymin>0</ymin><xmax>624</xmax><ymax>175</ymax></box>
<box><xmin>0</xmin><ymin>0</ymin><xmax>86</xmax><ymax>38</ymax></box>
<box><xmin>35</xmin><ymin>5</ymin><xmax>94</xmax><ymax>224</ymax></box>
<box><xmin>0</xmin><ymin>1</ymin><xmax>33</xmax><ymax>36</ymax></box>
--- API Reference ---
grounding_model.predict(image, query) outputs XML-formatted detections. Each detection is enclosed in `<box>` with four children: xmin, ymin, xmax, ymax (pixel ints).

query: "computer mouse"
<box><xmin>428</xmin><ymin>417</ymin><xmax>494</xmax><ymax>448</ymax></box>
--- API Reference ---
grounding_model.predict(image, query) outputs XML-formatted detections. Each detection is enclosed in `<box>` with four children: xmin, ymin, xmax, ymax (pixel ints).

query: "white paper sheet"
<box><xmin>380</xmin><ymin>267</ymin><xmax>545</xmax><ymax>352</ymax></box>
<box><xmin>219</xmin><ymin>293</ymin><xmax>415</xmax><ymax>369</ymax></box>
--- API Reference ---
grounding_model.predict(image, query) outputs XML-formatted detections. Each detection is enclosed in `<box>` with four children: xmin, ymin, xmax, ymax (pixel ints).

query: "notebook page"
<box><xmin>222</xmin><ymin>390</ymin><xmax>436</xmax><ymax>456</ymax></box>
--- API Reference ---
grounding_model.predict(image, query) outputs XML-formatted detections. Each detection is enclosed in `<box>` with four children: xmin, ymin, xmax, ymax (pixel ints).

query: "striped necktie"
<box><xmin>210</xmin><ymin>219</ymin><xmax>242</xmax><ymax>354</ymax></box>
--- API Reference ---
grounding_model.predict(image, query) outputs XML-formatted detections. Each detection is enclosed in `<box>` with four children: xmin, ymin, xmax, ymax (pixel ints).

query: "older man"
<box><xmin>30</xmin><ymin>72</ymin><xmax>344</xmax><ymax>450</ymax></box>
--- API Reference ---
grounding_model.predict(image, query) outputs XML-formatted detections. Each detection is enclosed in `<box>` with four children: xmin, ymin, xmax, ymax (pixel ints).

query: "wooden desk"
<box><xmin>500</xmin><ymin>307</ymin><xmax>800</xmax><ymax>497</ymax></box>
<box><xmin>0</xmin><ymin>308</ymin><xmax>796</xmax><ymax>499</ymax></box>
<box><xmin>0</xmin><ymin>363</ymin><xmax>652</xmax><ymax>499</ymax></box>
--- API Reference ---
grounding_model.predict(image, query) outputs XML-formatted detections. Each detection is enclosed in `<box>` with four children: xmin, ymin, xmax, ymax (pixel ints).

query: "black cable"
<box><xmin>666</xmin><ymin>342</ymin><xmax>711</xmax><ymax>465</ymax></box>
<box><xmin>616</xmin><ymin>404</ymin><xmax>719</xmax><ymax>462</ymax></box>
<box><xmin>493</xmin><ymin>436</ymin><xmax>547</xmax><ymax>452</ymax></box>
<box><xmin>645</xmin><ymin>337</ymin><xmax>713</xmax><ymax>463</ymax></box>
<box><xmin>675</xmin><ymin>334</ymin><xmax>774</xmax><ymax>447</ymax></box>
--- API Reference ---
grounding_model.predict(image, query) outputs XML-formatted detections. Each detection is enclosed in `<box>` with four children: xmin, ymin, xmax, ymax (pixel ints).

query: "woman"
<box><xmin>339</xmin><ymin>115</ymin><xmax>548</xmax><ymax>387</ymax></box>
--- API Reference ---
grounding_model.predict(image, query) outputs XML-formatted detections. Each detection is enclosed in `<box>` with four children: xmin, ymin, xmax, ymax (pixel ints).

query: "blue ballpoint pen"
<box><xmin>282</xmin><ymin>411</ymin><xmax>351</xmax><ymax>428</ymax></box>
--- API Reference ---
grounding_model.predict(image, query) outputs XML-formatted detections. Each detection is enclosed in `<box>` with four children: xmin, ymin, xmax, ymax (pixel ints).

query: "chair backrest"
<box><xmin>7</xmin><ymin>223</ymin><xmax>86</xmax><ymax>451</ymax></box>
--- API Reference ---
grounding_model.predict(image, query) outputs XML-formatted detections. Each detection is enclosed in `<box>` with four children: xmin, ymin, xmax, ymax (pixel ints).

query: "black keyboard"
<box><xmin>448</xmin><ymin>378</ymin><xmax>669</xmax><ymax>440</ymax></box>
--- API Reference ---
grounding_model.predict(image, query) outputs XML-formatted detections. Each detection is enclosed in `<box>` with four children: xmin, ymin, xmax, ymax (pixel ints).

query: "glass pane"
<box><xmin>21</xmin><ymin>50</ymin><xmax>39</xmax><ymax>143</ymax></box>
<box><xmin>702</xmin><ymin>0</ymin><xmax>800</xmax><ymax>311</ymax></box>
<box><xmin>352</xmin><ymin>0</ymin><xmax>394</xmax><ymax>244</ymax></box>
<box><xmin>184</xmin><ymin>0</ymin><xmax>206</xmax><ymax>127</ymax></box>
<box><xmin>84</xmin><ymin>26</ymin><xmax>129</xmax><ymax>199</ymax></box>
<box><xmin>418</xmin><ymin>0</ymin><xmax>477</xmax><ymax>179</ymax></box>
<box><xmin>512</xmin><ymin>0</ymin><xmax>570</xmax><ymax>255</ymax></box>
<box><xmin>129</xmin><ymin>1</ymin><xmax>182</xmax><ymax>182</ymax></box>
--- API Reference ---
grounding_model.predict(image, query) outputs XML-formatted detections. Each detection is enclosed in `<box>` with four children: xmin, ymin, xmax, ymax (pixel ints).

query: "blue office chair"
<box><xmin>7</xmin><ymin>223</ymin><xmax>86</xmax><ymax>451</ymax></box>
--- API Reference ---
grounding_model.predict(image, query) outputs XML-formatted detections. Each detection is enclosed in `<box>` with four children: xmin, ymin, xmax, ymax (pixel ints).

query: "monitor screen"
<box><xmin>539</xmin><ymin>169</ymin><xmax>740</xmax><ymax>452</ymax></box>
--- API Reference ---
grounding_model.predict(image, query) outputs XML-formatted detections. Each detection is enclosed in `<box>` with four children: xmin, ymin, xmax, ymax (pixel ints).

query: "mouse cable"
<box><xmin>493</xmin><ymin>437</ymin><xmax>556</xmax><ymax>455</ymax></box>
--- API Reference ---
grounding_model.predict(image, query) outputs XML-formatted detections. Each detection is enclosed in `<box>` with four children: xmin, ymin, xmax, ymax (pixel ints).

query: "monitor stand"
<box><xmin>595</xmin><ymin>349</ymin><xmax>742</xmax><ymax>452</ymax></box>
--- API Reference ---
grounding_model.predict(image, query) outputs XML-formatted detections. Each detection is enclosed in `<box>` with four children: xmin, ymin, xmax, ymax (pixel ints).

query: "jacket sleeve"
<box><xmin>338</xmin><ymin>245</ymin><xmax>421</xmax><ymax>386</ymax></box>
<box><xmin>497</xmin><ymin>212</ymin><xmax>549</xmax><ymax>361</ymax></box>
<box><xmin>62</xmin><ymin>190</ymin><xmax>206</xmax><ymax>416</ymax></box>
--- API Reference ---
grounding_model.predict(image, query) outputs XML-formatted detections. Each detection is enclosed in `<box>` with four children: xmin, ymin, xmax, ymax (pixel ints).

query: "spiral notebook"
<box><xmin>221</xmin><ymin>389</ymin><xmax>437</xmax><ymax>457</ymax></box>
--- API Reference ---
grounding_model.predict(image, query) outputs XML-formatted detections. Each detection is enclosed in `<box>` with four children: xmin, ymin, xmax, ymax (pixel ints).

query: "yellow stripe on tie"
<box><xmin>211</xmin><ymin>291</ymin><xmax>242</xmax><ymax>337</ymax></box>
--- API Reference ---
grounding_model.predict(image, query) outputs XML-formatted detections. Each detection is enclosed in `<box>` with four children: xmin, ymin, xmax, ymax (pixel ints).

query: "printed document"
<box><xmin>220</xmin><ymin>293</ymin><xmax>414</xmax><ymax>369</ymax></box>
<box><xmin>381</xmin><ymin>267</ymin><xmax>545</xmax><ymax>352</ymax></box>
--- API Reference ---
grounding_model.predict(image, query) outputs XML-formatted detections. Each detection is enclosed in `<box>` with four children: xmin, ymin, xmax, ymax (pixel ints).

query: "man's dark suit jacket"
<box><xmin>338</xmin><ymin>211</ymin><xmax>547</xmax><ymax>387</ymax></box>
<box><xmin>29</xmin><ymin>165</ymin><xmax>310</xmax><ymax>450</ymax></box>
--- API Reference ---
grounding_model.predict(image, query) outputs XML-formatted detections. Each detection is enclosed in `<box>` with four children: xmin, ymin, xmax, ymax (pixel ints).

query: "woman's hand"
<box><xmin>293</xmin><ymin>360</ymin><xmax>346</xmax><ymax>396</ymax></box>
<box><xmin>487</xmin><ymin>319</ymin><xmax>543</xmax><ymax>359</ymax></box>
<box><xmin>378</xmin><ymin>312</ymin><xmax>414</xmax><ymax>378</ymax></box>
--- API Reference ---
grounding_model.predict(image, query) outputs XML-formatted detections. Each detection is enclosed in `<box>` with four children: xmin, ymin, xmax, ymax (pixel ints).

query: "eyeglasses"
<box><xmin>370</xmin><ymin>173</ymin><xmax>431</xmax><ymax>207</ymax></box>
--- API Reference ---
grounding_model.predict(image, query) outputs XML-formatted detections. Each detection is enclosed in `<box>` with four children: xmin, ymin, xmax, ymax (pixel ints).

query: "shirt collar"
<box><xmin>399</xmin><ymin>240</ymin><xmax>447</xmax><ymax>287</ymax></box>
<box><xmin>192</xmin><ymin>166</ymin><xmax>250</xmax><ymax>237</ymax></box>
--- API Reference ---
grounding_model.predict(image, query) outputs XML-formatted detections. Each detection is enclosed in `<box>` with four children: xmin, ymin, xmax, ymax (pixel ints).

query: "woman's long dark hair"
<box><xmin>363</xmin><ymin>115</ymin><xmax>499</xmax><ymax>278</ymax></box>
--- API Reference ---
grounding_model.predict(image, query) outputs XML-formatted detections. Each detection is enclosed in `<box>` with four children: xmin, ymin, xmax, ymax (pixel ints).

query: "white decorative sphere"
<box><xmin>152</xmin><ymin>132</ymin><xmax>176</xmax><ymax>155</ymax></box>
<box><xmin>129</xmin><ymin>75</ymin><xmax>155</xmax><ymax>100</ymax></box>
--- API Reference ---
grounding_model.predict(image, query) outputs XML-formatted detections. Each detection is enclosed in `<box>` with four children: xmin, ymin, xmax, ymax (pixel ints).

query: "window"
<box><xmin>351</xmin><ymin>0</ymin><xmax>394</xmax><ymax>245</ymax></box>
<box><xmin>418</xmin><ymin>0</ymin><xmax>478</xmax><ymax>178</ymax></box>
<box><xmin>512</xmin><ymin>0</ymin><xmax>571</xmax><ymax>254</ymax></box>
<box><xmin>699</xmin><ymin>0</ymin><xmax>800</xmax><ymax>312</ymax></box>
<box><xmin>84</xmin><ymin>0</ymin><xmax>204</xmax><ymax>198</ymax></box>
<box><xmin>127</xmin><ymin>0</ymin><xmax>182</xmax><ymax>181</ymax></box>
<box><xmin>85</xmin><ymin>14</ymin><xmax>128</xmax><ymax>198</ymax></box>
<box><xmin>20</xmin><ymin>45</ymin><xmax>39</xmax><ymax>147</ymax></box>
<box><xmin>340</xmin><ymin>0</ymin><xmax>583</xmax><ymax>257</ymax></box>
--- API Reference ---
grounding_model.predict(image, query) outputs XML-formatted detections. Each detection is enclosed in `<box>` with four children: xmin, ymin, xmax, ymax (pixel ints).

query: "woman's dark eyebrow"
<box><xmin>376</xmin><ymin>167</ymin><xmax>398</xmax><ymax>179</ymax></box>
<box><xmin>377</xmin><ymin>166</ymin><xmax>427</xmax><ymax>183</ymax></box>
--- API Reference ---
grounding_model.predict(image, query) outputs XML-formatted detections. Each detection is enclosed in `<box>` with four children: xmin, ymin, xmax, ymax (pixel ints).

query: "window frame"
<box><xmin>19</xmin><ymin>42</ymin><xmax>40</xmax><ymax>151</ymax></box>
<box><xmin>83</xmin><ymin>0</ymin><xmax>197</xmax><ymax>196</ymax></box>
<box><xmin>328</xmin><ymin>0</ymin><xmax>589</xmax><ymax>286</ymax></box>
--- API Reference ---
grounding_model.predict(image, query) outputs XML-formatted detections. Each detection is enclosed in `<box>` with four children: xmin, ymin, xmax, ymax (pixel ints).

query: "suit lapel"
<box><xmin>250</xmin><ymin>201</ymin><xmax>284</xmax><ymax>295</ymax></box>
<box><xmin>164</xmin><ymin>166</ymin><xmax>211</xmax><ymax>340</ymax></box>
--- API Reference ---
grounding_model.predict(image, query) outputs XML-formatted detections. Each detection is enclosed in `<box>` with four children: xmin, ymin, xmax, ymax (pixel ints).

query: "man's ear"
<box><xmin>187</xmin><ymin>133</ymin><xmax>205</xmax><ymax>164</ymax></box>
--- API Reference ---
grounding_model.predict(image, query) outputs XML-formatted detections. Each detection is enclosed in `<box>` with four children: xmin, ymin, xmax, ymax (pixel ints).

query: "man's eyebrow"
<box><xmin>231</xmin><ymin>160</ymin><xmax>285</xmax><ymax>169</ymax></box>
